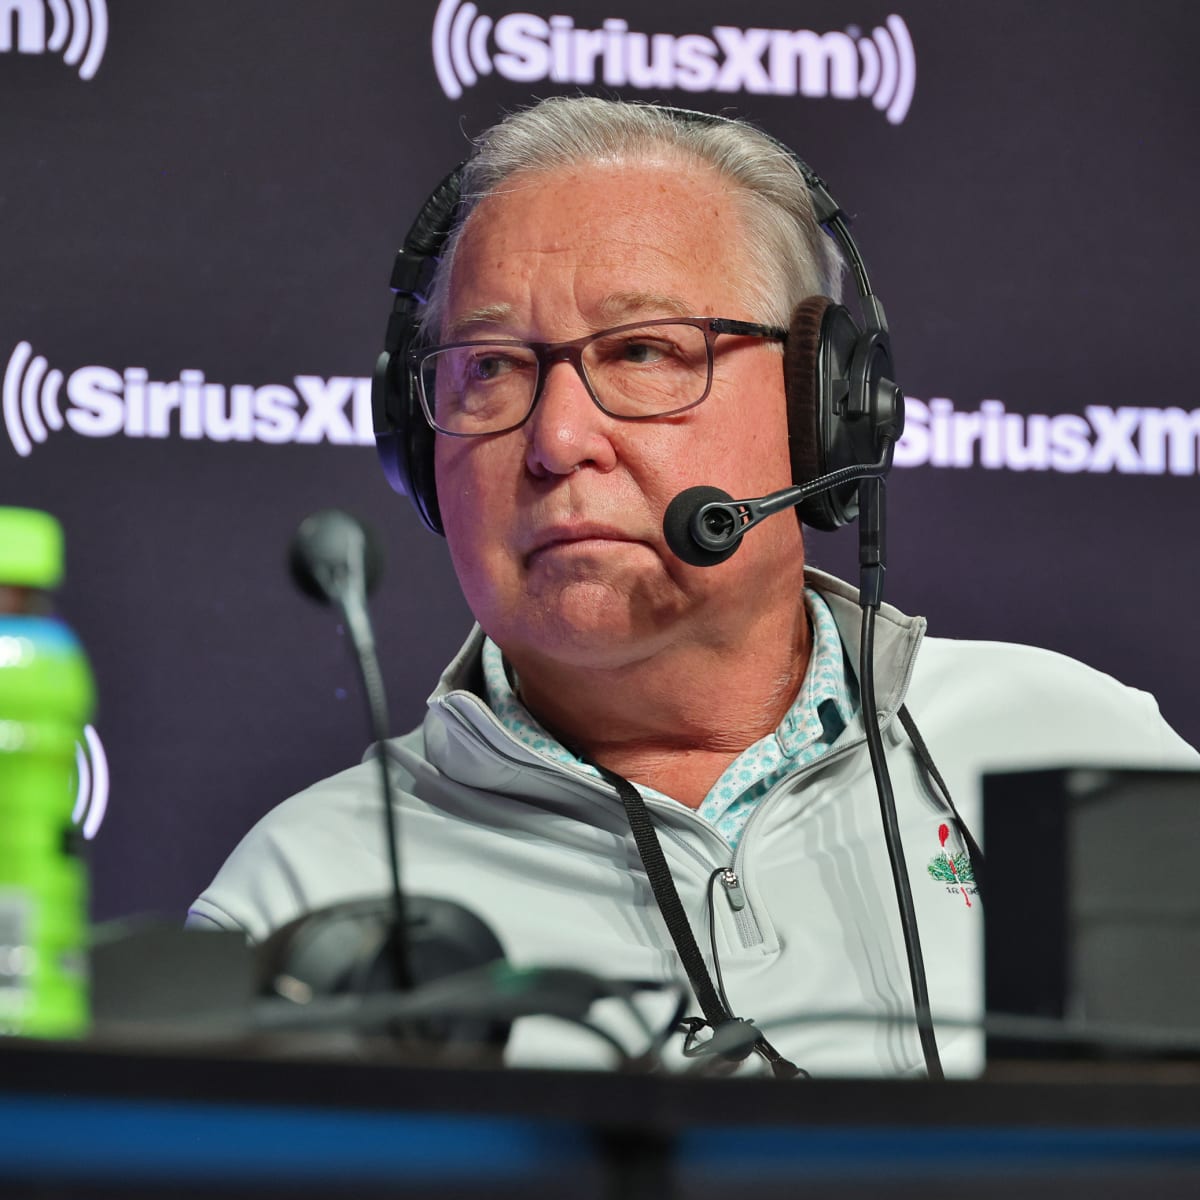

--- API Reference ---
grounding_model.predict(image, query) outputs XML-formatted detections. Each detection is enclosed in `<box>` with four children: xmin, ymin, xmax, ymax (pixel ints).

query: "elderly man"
<box><xmin>190</xmin><ymin>97</ymin><xmax>1197</xmax><ymax>1077</ymax></box>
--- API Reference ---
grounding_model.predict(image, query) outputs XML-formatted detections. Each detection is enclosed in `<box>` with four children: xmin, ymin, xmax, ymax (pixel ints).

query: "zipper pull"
<box><xmin>720</xmin><ymin>868</ymin><xmax>746</xmax><ymax>912</ymax></box>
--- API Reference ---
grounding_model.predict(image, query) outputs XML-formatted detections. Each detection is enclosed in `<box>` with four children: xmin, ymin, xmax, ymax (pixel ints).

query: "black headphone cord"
<box><xmin>897</xmin><ymin>705</ymin><xmax>986</xmax><ymax>902</ymax></box>
<box><xmin>705</xmin><ymin>868</ymin><xmax>737</xmax><ymax>1016</ymax></box>
<box><xmin>858</xmin><ymin>599</ymin><xmax>944</xmax><ymax>1081</ymax></box>
<box><xmin>588</xmin><ymin>760</ymin><xmax>804</xmax><ymax>1080</ymax></box>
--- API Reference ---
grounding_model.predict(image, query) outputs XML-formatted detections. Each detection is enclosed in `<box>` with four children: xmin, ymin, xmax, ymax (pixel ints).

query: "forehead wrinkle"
<box><xmin>447</xmin><ymin>293</ymin><xmax>696</xmax><ymax>344</ymax></box>
<box><xmin>595</xmin><ymin>291</ymin><xmax>694</xmax><ymax>323</ymax></box>
<box><xmin>444</xmin><ymin>302</ymin><xmax>518</xmax><ymax>340</ymax></box>
<box><xmin>444</xmin><ymin>164</ymin><xmax>755</xmax><ymax>340</ymax></box>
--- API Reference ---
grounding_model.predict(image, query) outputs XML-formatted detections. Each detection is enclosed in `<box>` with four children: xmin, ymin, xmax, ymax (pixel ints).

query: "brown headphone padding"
<box><xmin>783</xmin><ymin>295</ymin><xmax>832</xmax><ymax>485</ymax></box>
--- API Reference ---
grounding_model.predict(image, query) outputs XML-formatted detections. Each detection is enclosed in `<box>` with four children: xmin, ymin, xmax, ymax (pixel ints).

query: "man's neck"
<box><xmin>507</xmin><ymin>598</ymin><xmax>812</xmax><ymax>809</ymax></box>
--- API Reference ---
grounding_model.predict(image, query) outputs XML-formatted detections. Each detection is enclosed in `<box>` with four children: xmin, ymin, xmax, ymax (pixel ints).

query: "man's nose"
<box><xmin>523</xmin><ymin>354</ymin><xmax>618</xmax><ymax>477</ymax></box>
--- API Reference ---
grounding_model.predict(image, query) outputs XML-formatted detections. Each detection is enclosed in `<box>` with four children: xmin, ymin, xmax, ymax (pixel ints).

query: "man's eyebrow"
<box><xmin>596</xmin><ymin>292</ymin><xmax>694</xmax><ymax>323</ymax></box>
<box><xmin>443</xmin><ymin>293</ymin><xmax>695</xmax><ymax>340</ymax></box>
<box><xmin>444</xmin><ymin>304</ymin><xmax>517</xmax><ymax>340</ymax></box>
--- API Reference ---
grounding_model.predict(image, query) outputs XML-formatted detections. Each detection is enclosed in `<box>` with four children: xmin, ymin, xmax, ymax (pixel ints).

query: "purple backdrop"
<box><xmin>1</xmin><ymin>0</ymin><xmax>1196</xmax><ymax>920</ymax></box>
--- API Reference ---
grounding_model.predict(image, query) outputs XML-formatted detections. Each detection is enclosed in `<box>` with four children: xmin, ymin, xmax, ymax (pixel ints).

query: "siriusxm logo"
<box><xmin>2</xmin><ymin>342</ymin><xmax>376</xmax><ymax>456</ymax></box>
<box><xmin>897</xmin><ymin>397</ymin><xmax>1200</xmax><ymax>476</ymax></box>
<box><xmin>432</xmin><ymin>2</ymin><xmax>915</xmax><ymax>124</ymax></box>
<box><xmin>0</xmin><ymin>0</ymin><xmax>108</xmax><ymax>79</ymax></box>
<box><xmin>10</xmin><ymin>342</ymin><xmax>1195</xmax><ymax>478</ymax></box>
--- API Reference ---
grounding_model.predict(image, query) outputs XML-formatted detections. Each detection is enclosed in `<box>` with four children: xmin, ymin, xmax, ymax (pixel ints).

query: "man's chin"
<box><xmin>497</xmin><ymin>600</ymin><xmax>682</xmax><ymax>675</ymax></box>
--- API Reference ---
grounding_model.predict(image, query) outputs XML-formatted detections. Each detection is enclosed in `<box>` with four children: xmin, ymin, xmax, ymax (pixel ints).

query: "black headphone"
<box><xmin>371</xmin><ymin>108</ymin><xmax>902</xmax><ymax>536</ymax></box>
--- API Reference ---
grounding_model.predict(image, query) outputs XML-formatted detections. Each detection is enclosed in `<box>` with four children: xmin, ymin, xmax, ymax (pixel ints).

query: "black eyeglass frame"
<box><xmin>409</xmin><ymin>316</ymin><xmax>788</xmax><ymax>438</ymax></box>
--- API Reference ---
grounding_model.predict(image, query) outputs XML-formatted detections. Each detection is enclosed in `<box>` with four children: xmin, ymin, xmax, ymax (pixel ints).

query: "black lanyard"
<box><xmin>590</xmin><ymin>761</ymin><xmax>804</xmax><ymax>1079</ymax></box>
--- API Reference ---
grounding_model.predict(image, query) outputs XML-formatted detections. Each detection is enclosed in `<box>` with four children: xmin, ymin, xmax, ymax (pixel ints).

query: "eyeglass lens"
<box><xmin>421</xmin><ymin>322</ymin><xmax>713</xmax><ymax>435</ymax></box>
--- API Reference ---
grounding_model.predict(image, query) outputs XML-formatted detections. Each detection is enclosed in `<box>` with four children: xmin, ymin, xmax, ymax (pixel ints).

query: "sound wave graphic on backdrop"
<box><xmin>432</xmin><ymin>2</ymin><xmax>916</xmax><ymax>125</ymax></box>
<box><xmin>433</xmin><ymin>0</ymin><xmax>493</xmax><ymax>97</ymax></box>
<box><xmin>72</xmin><ymin>724</ymin><xmax>109</xmax><ymax>840</ymax></box>
<box><xmin>852</xmin><ymin>18</ymin><xmax>914</xmax><ymax>124</ymax></box>
<box><xmin>0</xmin><ymin>0</ymin><xmax>108</xmax><ymax>80</ymax></box>
<box><xmin>3</xmin><ymin>341</ymin><xmax>65</xmax><ymax>458</ymax></box>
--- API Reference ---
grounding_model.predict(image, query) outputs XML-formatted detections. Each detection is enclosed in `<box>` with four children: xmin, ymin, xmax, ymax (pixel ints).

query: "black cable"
<box><xmin>745</xmin><ymin>1007</ymin><xmax>1200</xmax><ymax>1058</ymax></box>
<box><xmin>651</xmin><ymin>990</ymin><xmax>691</xmax><ymax>1064</ymax></box>
<box><xmin>898</xmin><ymin>705</ymin><xmax>986</xmax><ymax>902</ymax></box>
<box><xmin>598</xmin><ymin>975</ymin><xmax>661</xmax><ymax>1048</ymax></box>
<box><xmin>256</xmin><ymin>993</ymin><xmax>645</xmax><ymax>1069</ymax></box>
<box><xmin>571</xmin><ymin>1018</ymin><xmax>646</xmax><ymax>1068</ymax></box>
<box><xmin>701</xmin><ymin>869</ymin><xmax>814</xmax><ymax>1077</ymax></box>
<box><xmin>705</xmin><ymin>869</ymin><xmax>735</xmax><ymax>1015</ymax></box>
<box><xmin>854</xmin><ymin>473</ymin><xmax>942</xmax><ymax>1080</ymax></box>
<box><xmin>859</xmin><ymin>603</ymin><xmax>943</xmax><ymax>1080</ymax></box>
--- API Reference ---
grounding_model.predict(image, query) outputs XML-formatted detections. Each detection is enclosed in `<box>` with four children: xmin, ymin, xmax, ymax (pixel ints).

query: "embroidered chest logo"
<box><xmin>928</xmin><ymin>822</ymin><xmax>976</xmax><ymax>907</ymax></box>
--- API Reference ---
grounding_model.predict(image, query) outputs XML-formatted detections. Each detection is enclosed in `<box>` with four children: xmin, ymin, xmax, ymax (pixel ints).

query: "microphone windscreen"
<box><xmin>663</xmin><ymin>486</ymin><xmax>740</xmax><ymax>568</ymax></box>
<box><xmin>289</xmin><ymin>509</ymin><xmax>383</xmax><ymax>606</ymax></box>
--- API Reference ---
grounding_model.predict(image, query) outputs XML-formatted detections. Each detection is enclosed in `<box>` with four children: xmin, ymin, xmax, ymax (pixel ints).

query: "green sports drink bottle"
<box><xmin>0</xmin><ymin>507</ymin><xmax>94</xmax><ymax>1038</ymax></box>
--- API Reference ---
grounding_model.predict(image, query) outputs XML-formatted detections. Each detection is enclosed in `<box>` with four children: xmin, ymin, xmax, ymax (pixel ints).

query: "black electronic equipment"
<box><xmin>983</xmin><ymin>767</ymin><xmax>1200</xmax><ymax>1063</ymax></box>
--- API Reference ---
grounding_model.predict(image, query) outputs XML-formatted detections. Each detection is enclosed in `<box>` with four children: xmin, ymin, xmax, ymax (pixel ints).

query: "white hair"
<box><xmin>420</xmin><ymin>96</ymin><xmax>843</xmax><ymax>339</ymax></box>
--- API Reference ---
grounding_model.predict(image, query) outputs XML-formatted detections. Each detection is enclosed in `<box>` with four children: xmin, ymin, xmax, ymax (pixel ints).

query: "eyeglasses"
<box><xmin>410</xmin><ymin>316</ymin><xmax>788</xmax><ymax>438</ymax></box>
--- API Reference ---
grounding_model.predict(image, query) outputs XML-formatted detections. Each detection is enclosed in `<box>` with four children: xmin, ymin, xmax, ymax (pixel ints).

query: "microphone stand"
<box><xmin>331</xmin><ymin>584</ymin><xmax>412</xmax><ymax>993</ymax></box>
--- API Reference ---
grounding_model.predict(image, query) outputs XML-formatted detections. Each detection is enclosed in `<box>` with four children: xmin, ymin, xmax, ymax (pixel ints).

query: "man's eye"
<box><xmin>467</xmin><ymin>352</ymin><xmax>519</xmax><ymax>382</ymax></box>
<box><xmin>602</xmin><ymin>335</ymin><xmax>677</xmax><ymax>365</ymax></box>
<box><xmin>623</xmin><ymin>340</ymin><xmax>669</xmax><ymax>364</ymax></box>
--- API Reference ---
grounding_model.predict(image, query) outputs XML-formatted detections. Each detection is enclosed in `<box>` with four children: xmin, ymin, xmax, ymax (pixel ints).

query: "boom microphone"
<box><xmin>663</xmin><ymin>449</ymin><xmax>895</xmax><ymax>567</ymax></box>
<box><xmin>662</xmin><ymin>486</ymin><xmax>741</xmax><ymax>567</ymax></box>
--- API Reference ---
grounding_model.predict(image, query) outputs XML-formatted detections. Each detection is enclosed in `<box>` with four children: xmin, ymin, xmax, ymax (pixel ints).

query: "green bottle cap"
<box><xmin>0</xmin><ymin>508</ymin><xmax>64</xmax><ymax>589</ymax></box>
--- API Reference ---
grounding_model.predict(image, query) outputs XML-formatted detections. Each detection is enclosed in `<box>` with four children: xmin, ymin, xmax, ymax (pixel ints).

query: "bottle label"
<box><xmin>0</xmin><ymin>889</ymin><xmax>32</xmax><ymax>1025</ymax></box>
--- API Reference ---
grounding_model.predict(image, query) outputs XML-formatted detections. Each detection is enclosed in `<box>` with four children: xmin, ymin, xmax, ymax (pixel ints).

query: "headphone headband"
<box><xmin>372</xmin><ymin>104</ymin><xmax>903</xmax><ymax>535</ymax></box>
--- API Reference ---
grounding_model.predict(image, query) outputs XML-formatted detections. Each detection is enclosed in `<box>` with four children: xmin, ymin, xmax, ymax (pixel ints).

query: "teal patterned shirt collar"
<box><xmin>480</xmin><ymin>588</ymin><xmax>858</xmax><ymax>850</ymax></box>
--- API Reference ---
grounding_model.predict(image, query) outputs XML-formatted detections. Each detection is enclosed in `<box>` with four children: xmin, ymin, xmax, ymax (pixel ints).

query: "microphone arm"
<box><xmin>663</xmin><ymin>442</ymin><xmax>895</xmax><ymax>567</ymax></box>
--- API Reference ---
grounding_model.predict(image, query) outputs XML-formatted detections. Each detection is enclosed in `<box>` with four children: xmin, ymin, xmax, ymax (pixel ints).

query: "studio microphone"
<box><xmin>662</xmin><ymin>448</ymin><xmax>894</xmax><ymax>568</ymax></box>
<box><xmin>287</xmin><ymin>509</ymin><xmax>413</xmax><ymax>984</ymax></box>
<box><xmin>274</xmin><ymin>509</ymin><xmax>513</xmax><ymax>1056</ymax></box>
<box><xmin>290</xmin><ymin>508</ymin><xmax>384</xmax><ymax>649</ymax></box>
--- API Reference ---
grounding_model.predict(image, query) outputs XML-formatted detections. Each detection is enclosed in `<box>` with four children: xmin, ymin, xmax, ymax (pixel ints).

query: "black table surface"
<box><xmin>4</xmin><ymin>1036</ymin><xmax>1200</xmax><ymax>1200</ymax></box>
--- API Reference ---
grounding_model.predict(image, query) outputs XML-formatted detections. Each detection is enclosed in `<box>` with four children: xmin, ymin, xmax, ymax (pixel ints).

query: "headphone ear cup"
<box><xmin>785</xmin><ymin>294</ymin><xmax>902</xmax><ymax>532</ymax></box>
<box><xmin>372</xmin><ymin>348</ymin><xmax>443</xmax><ymax>534</ymax></box>
<box><xmin>398</xmin><ymin>357</ymin><xmax>442</xmax><ymax>535</ymax></box>
<box><xmin>374</xmin><ymin>165</ymin><xmax>464</xmax><ymax>537</ymax></box>
<box><xmin>784</xmin><ymin>297</ymin><xmax>850</xmax><ymax>531</ymax></box>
